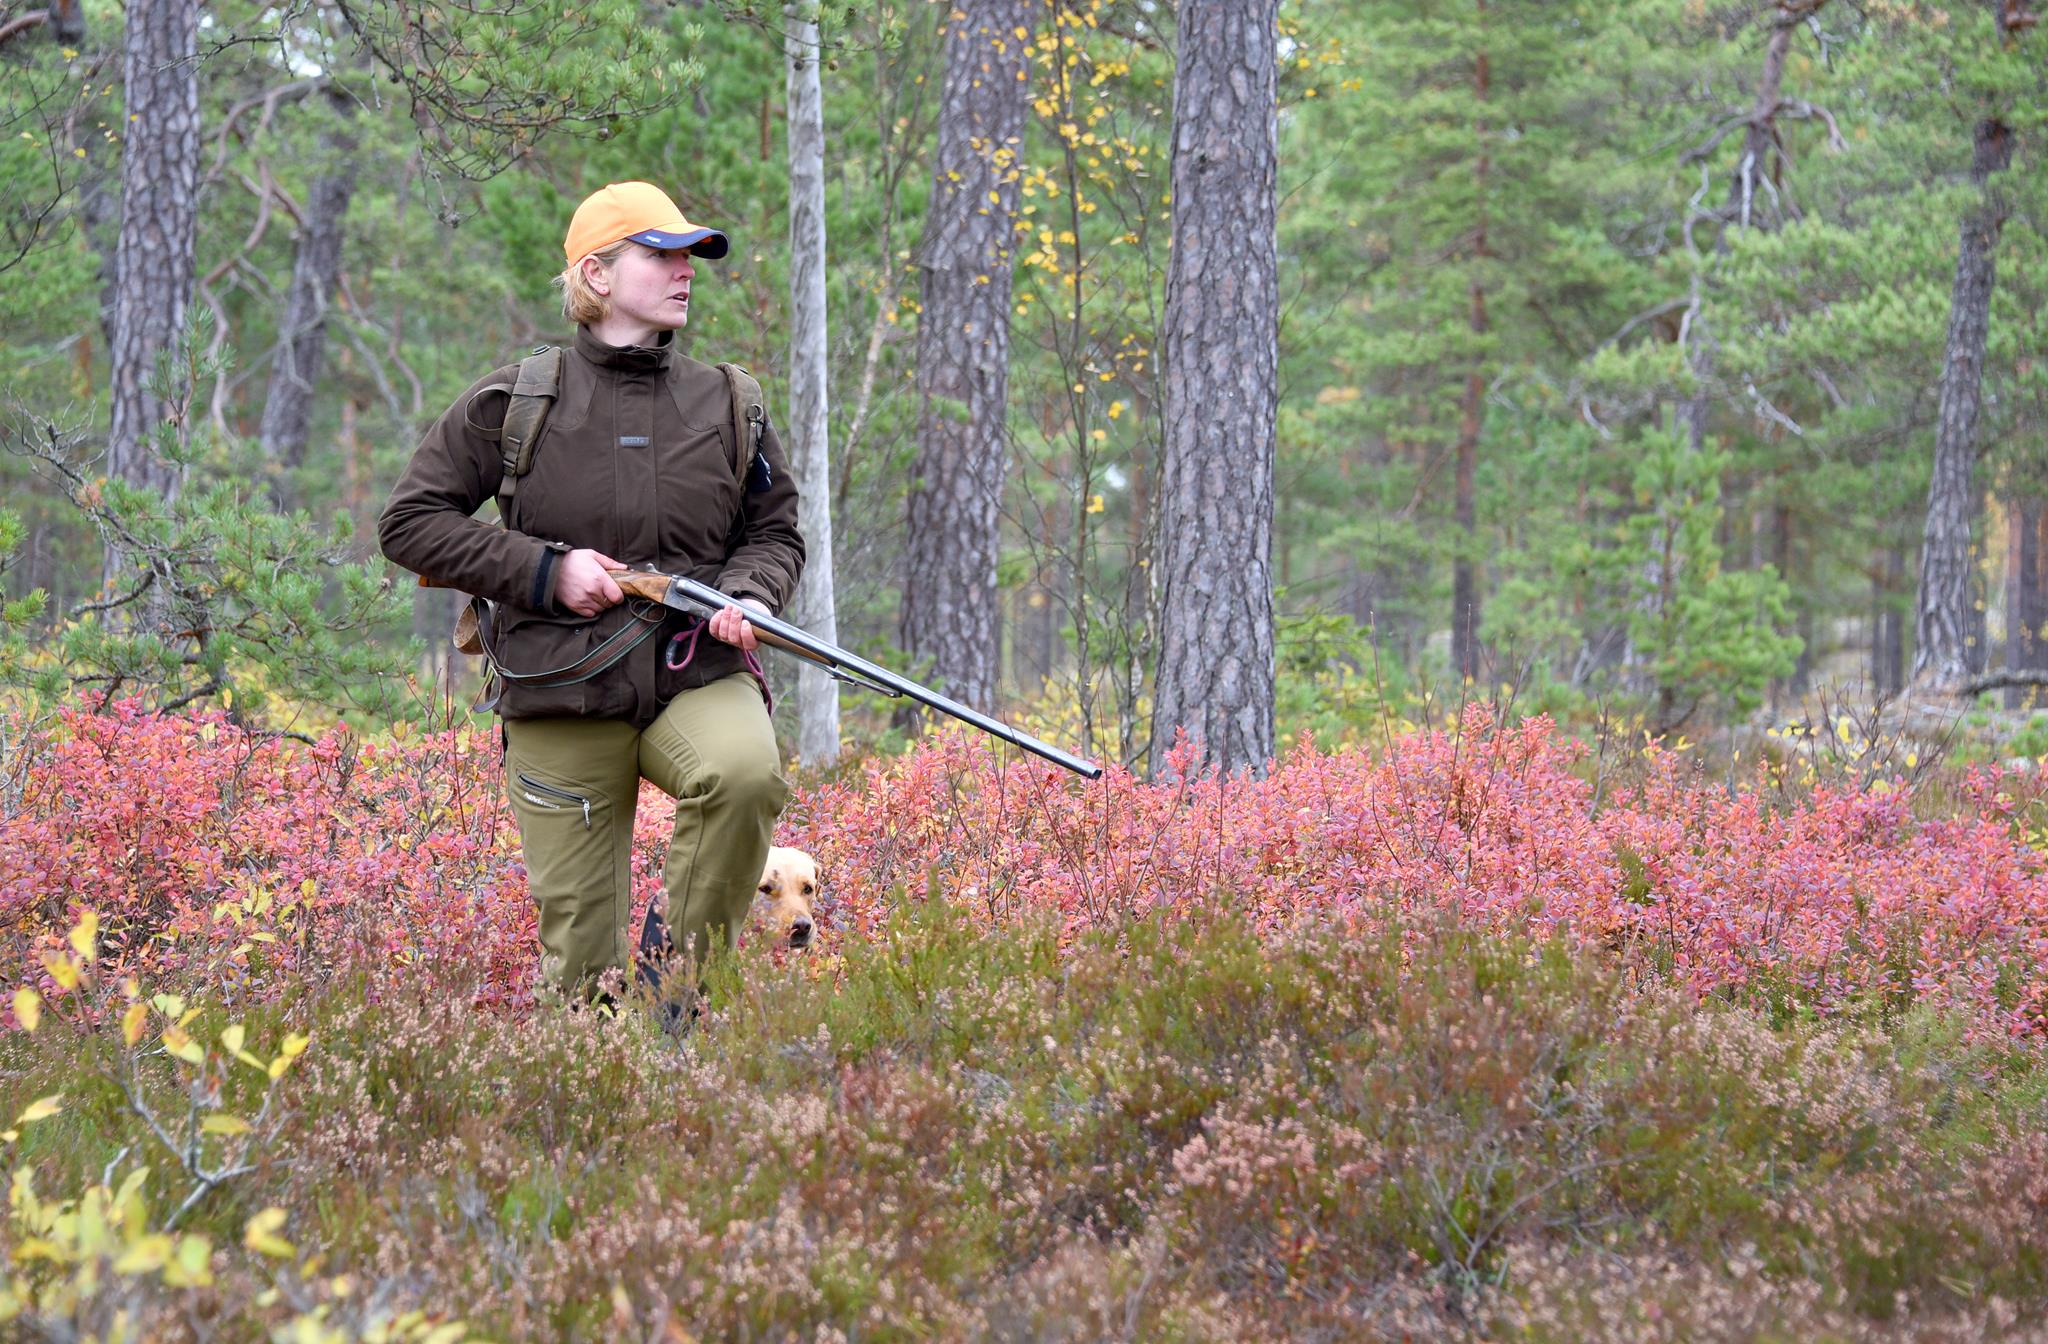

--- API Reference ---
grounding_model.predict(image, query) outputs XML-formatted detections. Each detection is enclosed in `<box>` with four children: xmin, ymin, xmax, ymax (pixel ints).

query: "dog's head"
<box><xmin>757</xmin><ymin>845</ymin><xmax>820</xmax><ymax>949</ymax></box>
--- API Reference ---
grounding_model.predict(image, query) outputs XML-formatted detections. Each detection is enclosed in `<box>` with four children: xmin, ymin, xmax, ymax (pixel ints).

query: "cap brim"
<box><xmin>626</xmin><ymin>226</ymin><xmax>729</xmax><ymax>259</ymax></box>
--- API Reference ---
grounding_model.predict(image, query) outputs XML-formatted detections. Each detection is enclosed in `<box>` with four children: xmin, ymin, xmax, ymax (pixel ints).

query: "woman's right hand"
<box><xmin>553</xmin><ymin>548</ymin><xmax>625</xmax><ymax>617</ymax></box>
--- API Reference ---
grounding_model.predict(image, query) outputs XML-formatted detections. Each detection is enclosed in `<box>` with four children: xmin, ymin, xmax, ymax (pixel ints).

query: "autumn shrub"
<box><xmin>5</xmin><ymin>696</ymin><xmax>2048</xmax><ymax>1050</ymax></box>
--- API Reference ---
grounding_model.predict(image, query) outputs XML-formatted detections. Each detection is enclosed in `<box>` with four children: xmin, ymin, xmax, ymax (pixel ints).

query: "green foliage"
<box><xmin>1596</xmin><ymin>429</ymin><xmax>1804</xmax><ymax>725</ymax></box>
<box><xmin>3</xmin><ymin>0</ymin><xmax>2046</xmax><ymax>740</ymax></box>
<box><xmin>5</xmin><ymin>314</ymin><xmax>413</xmax><ymax>722</ymax></box>
<box><xmin>1273</xmin><ymin>605</ymin><xmax>1414</xmax><ymax>748</ymax></box>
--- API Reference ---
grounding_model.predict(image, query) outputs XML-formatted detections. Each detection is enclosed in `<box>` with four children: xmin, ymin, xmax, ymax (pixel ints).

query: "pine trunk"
<box><xmin>1148</xmin><ymin>0</ymin><xmax>1280</xmax><ymax>775</ymax></box>
<box><xmin>785</xmin><ymin>8</ymin><xmax>841</xmax><ymax>765</ymax></box>
<box><xmin>1451</xmin><ymin>25</ymin><xmax>1489</xmax><ymax>685</ymax></box>
<box><xmin>902</xmin><ymin>0</ymin><xmax>1031</xmax><ymax>712</ymax></box>
<box><xmin>259</xmin><ymin>89</ymin><xmax>358</xmax><ymax>484</ymax></box>
<box><xmin>2008</xmin><ymin>498</ymin><xmax>2048</xmax><ymax>709</ymax></box>
<box><xmin>1914</xmin><ymin>115</ymin><xmax>2016</xmax><ymax>688</ymax></box>
<box><xmin>106</xmin><ymin>0</ymin><xmax>199</xmax><ymax>501</ymax></box>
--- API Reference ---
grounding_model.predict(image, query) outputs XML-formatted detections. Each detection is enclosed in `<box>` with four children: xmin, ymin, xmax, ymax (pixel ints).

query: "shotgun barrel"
<box><xmin>611</xmin><ymin>570</ymin><xmax>1104</xmax><ymax>781</ymax></box>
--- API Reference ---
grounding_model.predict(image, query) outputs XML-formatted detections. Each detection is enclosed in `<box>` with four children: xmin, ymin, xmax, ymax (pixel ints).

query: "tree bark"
<box><xmin>902</xmin><ymin>0</ymin><xmax>1032</xmax><ymax>712</ymax></box>
<box><xmin>1451</xmin><ymin>23</ymin><xmax>1489</xmax><ymax>685</ymax></box>
<box><xmin>784</xmin><ymin>7</ymin><xmax>841</xmax><ymax>766</ymax></box>
<box><xmin>1148</xmin><ymin>0</ymin><xmax>1280</xmax><ymax>775</ymax></box>
<box><xmin>262</xmin><ymin>86</ymin><xmax>362</xmax><ymax>491</ymax></box>
<box><xmin>106</xmin><ymin>0</ymin><xmax>200</xmax><ymax>502</ymax></box>
<box><xmin>1914</xmin><ymin>114</ymin><xmax>2017</xmax><ymax>687</ymax></box>
<box><xmin>259</xmin><ymin>88</ymin><xmax>358</xmax><ymax>484</ymax></box>
<box><xmin>2008</xmin><ymin>497</ymin><xmax>2048</xmax><ymax>708</ymax></box>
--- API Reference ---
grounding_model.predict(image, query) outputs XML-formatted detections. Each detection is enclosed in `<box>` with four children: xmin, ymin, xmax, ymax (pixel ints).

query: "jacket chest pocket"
<box><xmin>658</xmin><ymin>421</ymin><xmax>744</xmax><ymax>561</ymax></box>
<box><xmin>513</xmin><ymin>450</ymin><xmax>615</xmax><ymax>547</ymax></box>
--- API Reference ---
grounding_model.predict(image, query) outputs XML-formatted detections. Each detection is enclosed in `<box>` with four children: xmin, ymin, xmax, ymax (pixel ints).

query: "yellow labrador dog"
<box><xmin>755</xmin><ymin>845</ymin><xmax>820</xmax><ymax>950</ymax></box>
<box><xmin>635</xmin><ymin>846</ymin><xmax>821</xmax><ymax>1030</ymax></box>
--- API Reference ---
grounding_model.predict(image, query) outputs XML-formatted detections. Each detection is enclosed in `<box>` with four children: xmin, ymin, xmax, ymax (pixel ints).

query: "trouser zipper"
<box><xmin>515</xmin><ymin>772</ymin><xmax>593</xmax><ymax>829</ymax></box>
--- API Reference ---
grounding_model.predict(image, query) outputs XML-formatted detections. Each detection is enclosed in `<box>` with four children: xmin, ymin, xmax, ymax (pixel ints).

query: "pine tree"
<box><xmin>1150</xmin><ymin>0</ymin><xmax>1281</xmax><ymax>774</ymax></box>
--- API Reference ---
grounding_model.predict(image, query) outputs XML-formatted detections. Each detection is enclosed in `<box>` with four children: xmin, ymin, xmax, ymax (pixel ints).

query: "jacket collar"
<box><xmin>574</xmin><ymin>324</ymin><xmax>674</xmax><ymax>374</ymax></box>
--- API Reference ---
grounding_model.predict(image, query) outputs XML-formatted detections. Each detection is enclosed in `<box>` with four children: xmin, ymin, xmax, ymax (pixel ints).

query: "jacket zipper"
<box><xmin>515</xmin><ymin>772</ymin><xmax>593</xmax><ymax>829</ymax></box>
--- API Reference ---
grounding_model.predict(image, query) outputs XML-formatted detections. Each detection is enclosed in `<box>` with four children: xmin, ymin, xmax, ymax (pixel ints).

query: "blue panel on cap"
<box><xmin>627</xmin><ymin>227</ymin><xmax>730</xmax><ymax>259</ymax></box>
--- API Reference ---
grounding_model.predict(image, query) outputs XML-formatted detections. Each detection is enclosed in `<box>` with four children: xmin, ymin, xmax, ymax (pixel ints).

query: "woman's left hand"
<box><xmin>707</xmin><ymin>598</ymin><xmax>770</xmax><ymax>652</ymax></box>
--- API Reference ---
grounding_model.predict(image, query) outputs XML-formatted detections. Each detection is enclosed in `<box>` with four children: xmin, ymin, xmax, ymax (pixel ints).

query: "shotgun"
<box><xmin>427</xmin><ymin>570</ymin><xmax>1103</xmax><ymax>780</ymax></box>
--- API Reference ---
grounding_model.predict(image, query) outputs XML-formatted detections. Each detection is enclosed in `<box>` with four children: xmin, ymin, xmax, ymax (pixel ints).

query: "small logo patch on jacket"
<box><xmin>619</xmin><ymin>435</ymin><xmax>651</xmax><ymax>448</ymax></box>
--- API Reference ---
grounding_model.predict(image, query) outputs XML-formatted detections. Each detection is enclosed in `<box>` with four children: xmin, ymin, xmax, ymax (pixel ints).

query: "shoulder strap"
<box><xmin>496</xmin><ymin>345</ymin><xmax>564</xmax><ymax>511</ymax></box>
<box><xmin>715</xmin><ymin>361</ymin><xmax>767</xmax><ymax>479</ymax></box>
<box><xmin>714</xmin><ymin>362</ymin><xmax>770</xmax><ymax>557</ymax></box>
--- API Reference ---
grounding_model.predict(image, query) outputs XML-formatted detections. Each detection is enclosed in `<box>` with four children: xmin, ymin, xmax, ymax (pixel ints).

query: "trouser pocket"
<box><xmin>515</xmin><ymin>771</ymin><xmax>594</xmax><ymax>829</ymax></box>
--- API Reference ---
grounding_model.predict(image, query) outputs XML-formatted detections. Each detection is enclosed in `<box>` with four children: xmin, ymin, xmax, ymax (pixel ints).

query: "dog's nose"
<box><xmin>789</xmin><ymin>918</ymin><xmax>813</xmax><ymax>947</ymax></box>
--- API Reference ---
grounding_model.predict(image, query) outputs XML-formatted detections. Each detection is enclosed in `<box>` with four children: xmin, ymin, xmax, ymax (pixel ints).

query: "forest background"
<box><xmin>3</xmin><ymin>0</ymin><xmax>2042</xmax><ymax>769</ymax></box>
<box><xmin>6</xmin><ymin>1</ymin><xmax>2048</xmax><ymax>1338</ymax></box>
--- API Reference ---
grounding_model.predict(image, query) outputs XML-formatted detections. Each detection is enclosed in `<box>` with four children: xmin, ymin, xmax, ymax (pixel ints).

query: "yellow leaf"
<box><xmin>17</xmin><ymin>1094</ymin><xmax>62</xmax><ymax>1124</ymax></box>
<box><xmin>220</xmin><ymin>687</ymin><xmax>233</xmax><ymax>710</ymax></box>
<box><xmin>1086</xmin><ymin>494</ymin><xmax>1105</xmax><ymax>514</ymax></box>
<box><xmin>161</xmin><ymin>1026</ymin><xmax>205</xmax><ymax>1066</ymax></box>
<box><xmin>113</xmin><ymin>1233</ymin><xmax>172</xmax><ymax>1274</ymax></box>
<box><xmin>220</xmin><ymin>1024</ymin><xmax>245</xmax><ymax>1054</ymax></box>
<box><xmin>13</xmin><ymin>988</ymin><xmax>40</xmax><ymax>1033</ymax></box>
<box><xmin>243</xmin><ymin>1206</ymin><xmax>295</xmax><ymax>1259</ymax></box>
<box><xmin>280</xmin><ymin>1031</ymin><xmax>310</xmax><ymax>1059</ymax></box>
<box><xmin>201</xmin><ymin>1113</ymin><xmax>251</xmax><ymax>1136</ymax></box>
<box><xmin>68</xmin><ymin>910</ymin><xmax>99</xmax><ymax>962</ymax></box>
<box><xmin>420</xmin><ymin>1325</ymin><xmax>467</xmax><ymax>1344</ymax></box>
<box><xmin>151</xmin><ymin>993</ymin><xmax>185</xmax><ymax>1018</ymax></box>
<box><xmin>162</xmin><ymin>1233</ymin><xmax>214</xmax><ymax>1287</ymax></box>
<box><xmin>42</xmin><ymin>955</ymin><xmax>79</xmax><ymax>992</ymax></box>
<box><xmin>122</xmin><ymin>1002</ymin><xmax>148</xmax><ymax>1047</ymax></box>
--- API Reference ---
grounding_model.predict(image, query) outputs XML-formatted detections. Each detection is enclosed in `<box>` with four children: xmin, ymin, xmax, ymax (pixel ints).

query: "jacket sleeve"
<box><xmin>716</xmin><ymin>413</ymin><xmax>806</xmax><ymax>615</ymax></box>
<box><xmin>377</xmin><ymin>367</ymin><xmax>568</xmax><ymax>613</ymax></box>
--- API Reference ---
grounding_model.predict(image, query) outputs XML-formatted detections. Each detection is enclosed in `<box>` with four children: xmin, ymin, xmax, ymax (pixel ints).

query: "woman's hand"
<box><xmin>553</xmin><ymin>548</ymin><xmax>625</xmax><ymax>617</ymax></box>
<box><xmin>707</xmin><ymin>598</ymin><xmax>770</xmax><ymax>652</ymax></box>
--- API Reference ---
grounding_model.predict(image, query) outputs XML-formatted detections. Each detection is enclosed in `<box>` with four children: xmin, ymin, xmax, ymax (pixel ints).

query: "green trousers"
<box><xmin>502</xmin><ymin>673</ymin><xmax>787</xmax><ymax>1000</ymax></box>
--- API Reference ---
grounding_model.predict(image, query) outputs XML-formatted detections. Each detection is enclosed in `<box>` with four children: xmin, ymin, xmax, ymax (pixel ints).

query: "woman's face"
<box><xmin>591</xmin><ymin>243</ymin><xmax>697</xmax><ymax>340</ymax></box>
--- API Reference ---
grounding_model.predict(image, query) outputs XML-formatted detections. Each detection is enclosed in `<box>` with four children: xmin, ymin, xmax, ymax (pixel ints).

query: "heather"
<box><xmin>3</xmin><ymin>701</ymin><xmax>2048</xmax><ymax>1338</ymax></box>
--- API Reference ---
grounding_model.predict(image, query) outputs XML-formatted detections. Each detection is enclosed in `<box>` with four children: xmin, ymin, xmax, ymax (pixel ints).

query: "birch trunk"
<box><xmin>1148</xmin><ymin>0</ymin><xmax>1280</xmax><ymax>775</ymax></box>
<box><xmin>785</xmin><ymin>7</ymin><xmax>841</xmax><ymax>765</ymax></box>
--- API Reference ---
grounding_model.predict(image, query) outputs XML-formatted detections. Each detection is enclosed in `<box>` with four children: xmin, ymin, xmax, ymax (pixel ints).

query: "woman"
<box><xmin>378</xmin><ymin>181</ymin><xmax>804</xmax><ymax>1009</ymax></box>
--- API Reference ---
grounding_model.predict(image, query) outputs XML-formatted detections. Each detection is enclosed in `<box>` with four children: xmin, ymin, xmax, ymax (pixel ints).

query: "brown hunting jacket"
<box><xmin>377</xmin><ymin>326</ymin><xmax>804</xmax><ymax>727</ymax></box>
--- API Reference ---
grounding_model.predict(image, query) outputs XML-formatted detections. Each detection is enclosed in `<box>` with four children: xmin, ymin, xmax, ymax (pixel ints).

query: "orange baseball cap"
<box><xmin>562</xmin><ymin>181</ymin><xmax>729</xmax><ymax>264</ymax></box>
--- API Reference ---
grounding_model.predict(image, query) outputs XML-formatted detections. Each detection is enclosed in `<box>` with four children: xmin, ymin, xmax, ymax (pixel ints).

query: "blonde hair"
<box><xmin>553</xmin><ymin>238</ymin><xmax>634</xmax><ymax>325</ymax></box>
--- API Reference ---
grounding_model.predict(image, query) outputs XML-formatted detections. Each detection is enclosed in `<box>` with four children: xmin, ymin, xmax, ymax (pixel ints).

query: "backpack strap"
<box><xmin>495</xmin><ymin>345</ymin><xmax>564</xmax><ymax>516</ymax></box>
<box><xmin>716</xmin><ymin>361</ymin><xmax>768</xmax><ymax>482</ymax></box>
<box><xmin>715</xmin><ymin>362</ymin><xmax>772</xmax><ymax>558</ymax></box>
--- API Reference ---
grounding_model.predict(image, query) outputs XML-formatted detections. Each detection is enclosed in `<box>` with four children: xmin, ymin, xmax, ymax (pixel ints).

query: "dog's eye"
<box><xmin>758</xmin><ymin>884</ymin><xmax>773</xmax><ymax>895</ymax></box>
<box><xmin>802</xmin><ymin>883</ymin><xmax>815</xmax><ymax>895</ymax></box>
